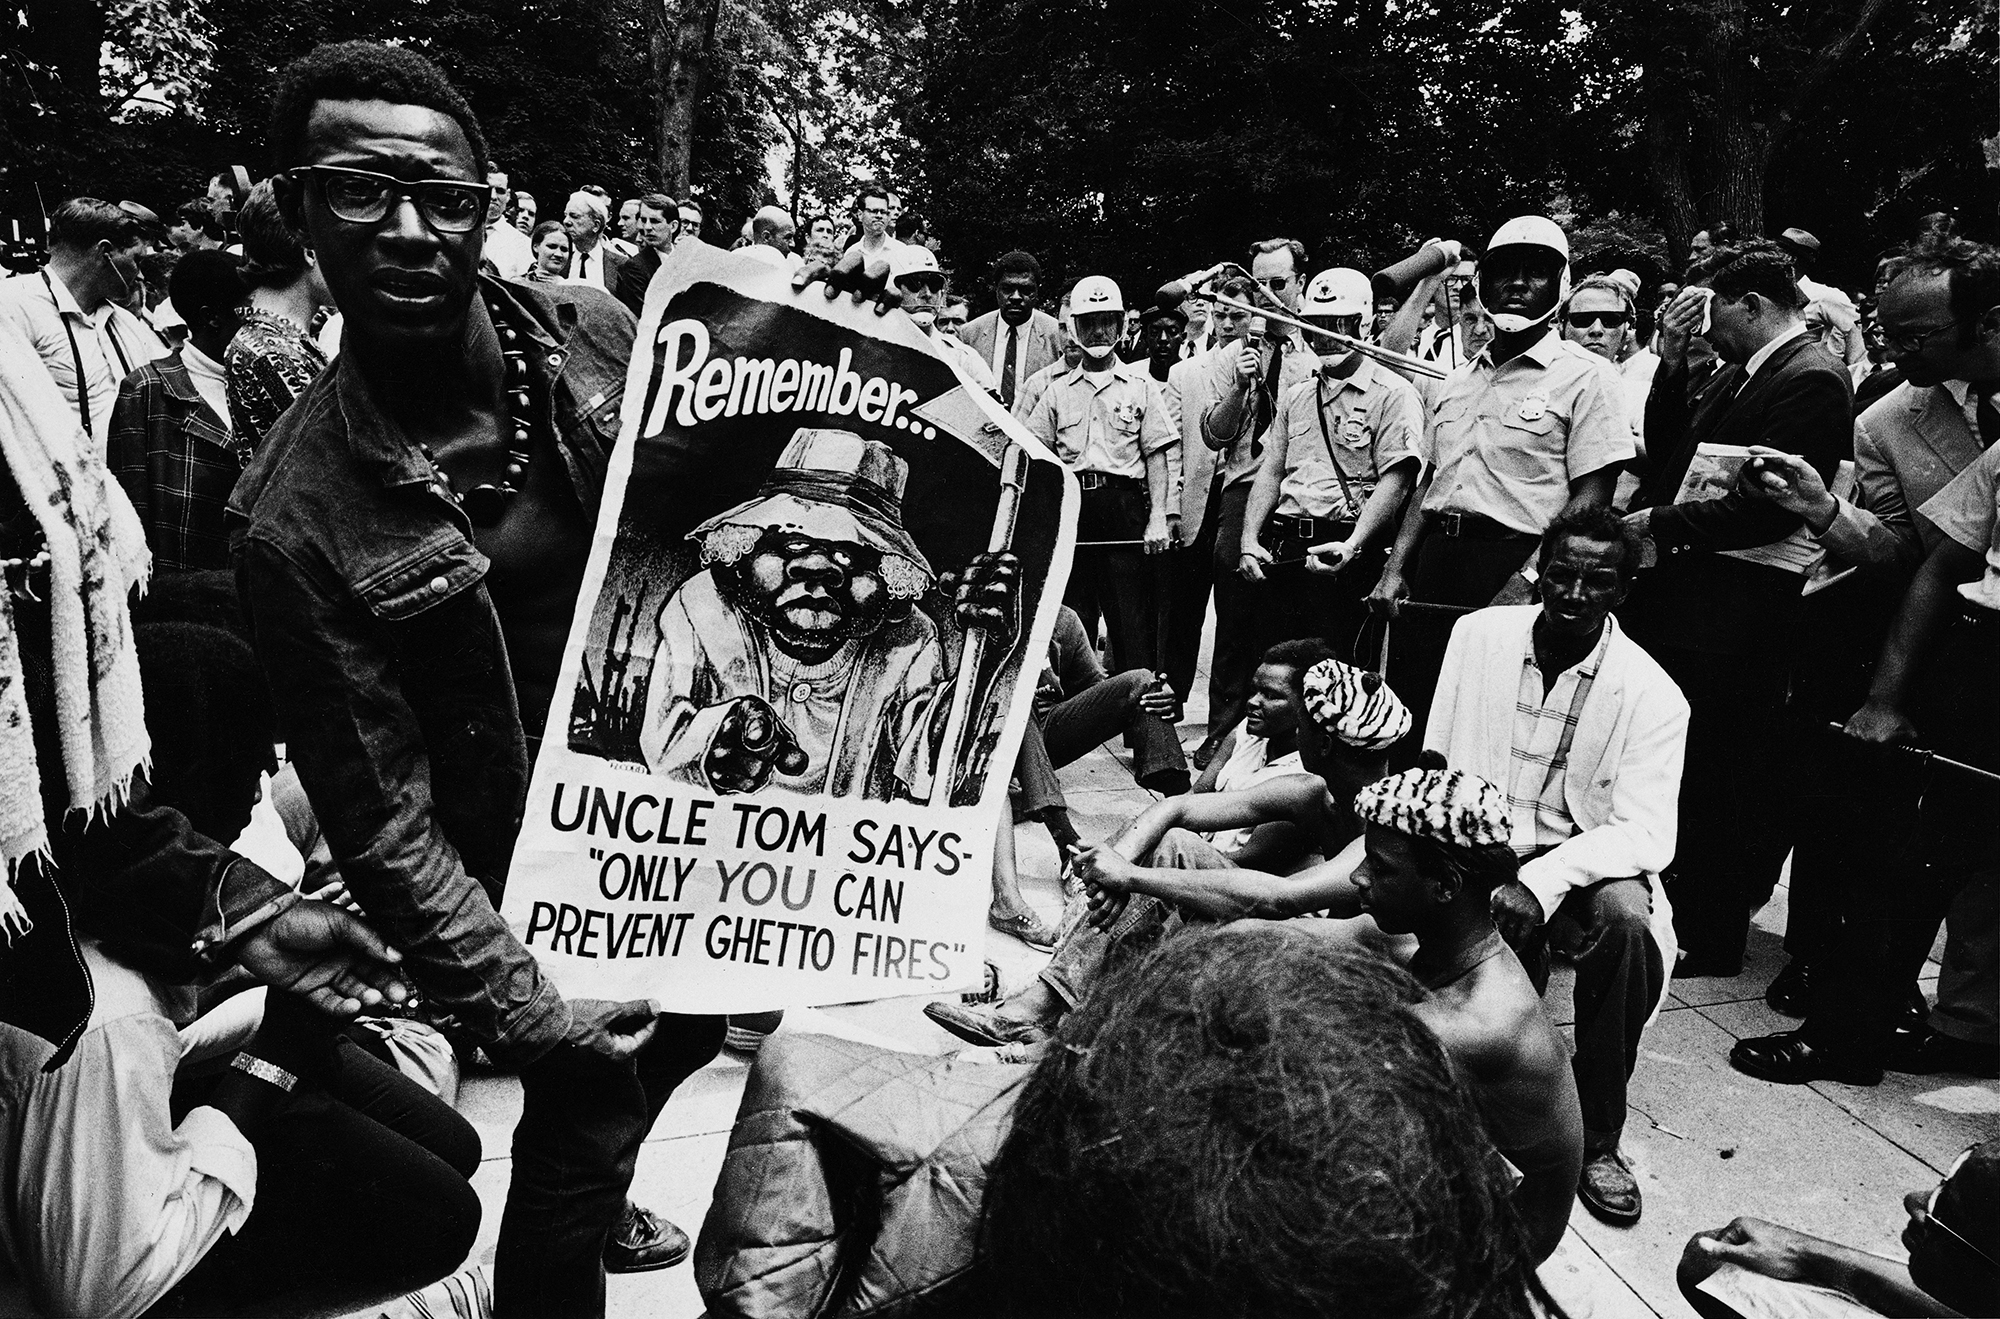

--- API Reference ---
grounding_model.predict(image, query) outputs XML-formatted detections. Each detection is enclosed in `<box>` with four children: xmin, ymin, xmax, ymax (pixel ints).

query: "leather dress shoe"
<box><xmin>1730</xmin><ymin>1031</ymin><xmax>1882</xmax><ymax>1086</ymax></box>
<box><xmin>924</xmin><ymin>1000</ymin><xmax>1051</xmax><ymax>1047</ymax></box>
<box><xmin>604</xmin><ymin>1201</ymin><xmax>691</xmax><ymax>1273</ymax></box>
<box><xmin>1577</xmin><ymin>1149</ymin><xmax>1641</xmax><ymax>1226</ymax></box>
<box><xmin>1886</xmin><ymin>1024</ymin><xmax>2000</xmax><ymax>1078</ymax></box>
<box><xmin>1764</xmin><ymin>960</ymin><xmax>1811</xmax><ymax>1017</ymax></box>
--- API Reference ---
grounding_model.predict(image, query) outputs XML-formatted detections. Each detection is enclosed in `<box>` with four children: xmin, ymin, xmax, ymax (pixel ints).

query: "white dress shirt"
<box><xmin>567</xmin><ymin>242</ymin><xmax>610</xmax><ymax>290</ymax></box>
<box><xmin>484</xmin><ymin>221</ymin><xmax>534</xmax><ymax>280</ymax></box>
<box><xmin>0</xmin><ymin>269</ymin><xmax>167</xmax><ymax>449</ymax></box>
<box><xmin>179</xmin><ymin>341</ymin><xmax>232</xmax><ymax>433</ymax></box>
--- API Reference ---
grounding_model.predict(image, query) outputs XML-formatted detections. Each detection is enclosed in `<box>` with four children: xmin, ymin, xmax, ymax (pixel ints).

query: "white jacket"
<box><xmin>1424</xmin><ymin>605</ymin><xmax>1688</xmax><ymax>1002</ymax></box>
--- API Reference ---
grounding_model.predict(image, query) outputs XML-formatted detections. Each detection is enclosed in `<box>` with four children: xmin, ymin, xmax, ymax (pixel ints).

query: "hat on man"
<box><xmin>1302</xmin><ymin>659</ymin><xmax>1410</xmax><ymax>751</ymax></box>
<box><xmin>1354</xmin><ymin>767</ymin><xmax>1511</xmax><ymax>850</ymax></box>
<box><xmin>690</xmin><ymin>428</ymin><xmax>933</xmax><ymax>594</ymax></box>
<box><xmin>889</xmin><ymin>244</ymin><xmax>945</xmax><ymax>291</ymax></box>
<box><xmin>1777</xmin><ymin>228</ymin><xmax>1821</xmax><ymax>258</ymax></box>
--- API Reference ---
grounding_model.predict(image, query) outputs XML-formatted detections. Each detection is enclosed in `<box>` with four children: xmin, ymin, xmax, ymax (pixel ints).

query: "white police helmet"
<box><xmin>1301</xmin><ymin>268</ymin><xmax>1372</xmax><ymax>318</ymax></box>
<box><xmin>1482</xmin><ymin>215</ymin><xmax>1571</xmax><ymax>333</ymax></box>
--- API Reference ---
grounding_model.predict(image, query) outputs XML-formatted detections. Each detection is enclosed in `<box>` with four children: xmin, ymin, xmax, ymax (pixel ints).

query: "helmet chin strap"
<box><xmin>1489</xmin><ymin>266</ymin><xmax>1570</xmax><ymax>334</ymax></box>
<box><xmin>1080</xmin><ymin>342</ymin><xmax>1116</xmax><ymax>361</ymax></box>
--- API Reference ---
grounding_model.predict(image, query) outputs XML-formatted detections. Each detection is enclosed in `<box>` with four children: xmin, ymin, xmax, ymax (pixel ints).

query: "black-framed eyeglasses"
<box><xmin>861</xmin><ymin>206</ymin><xmax>889</xmax><ymax>217</ymax></box>
<box><xmin>1922</xmin><ymin>1145</ymin><xmax>2000</xmax><ymax>1274</ymax></box>
<box><xmin>294</xmin><ymin>165</ymin><xmax>494</xmax><ymax>234</ymax></box>
<box><xmin>1879</xmin><ymin>321</ymin><xmax>1958</xmax><ymax>355</ymax></box>
<box><xmin>1569</xmin><ymin>311</ymin><xmax>1631</xmax><ymax>329</ymax></box>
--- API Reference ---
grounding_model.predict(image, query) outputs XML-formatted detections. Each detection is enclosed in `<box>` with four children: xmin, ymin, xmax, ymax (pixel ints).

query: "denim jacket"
<box><xmin>227</xmin><ymin>277</ymin><xmax>635</xmax><ymax>1062</ymax></box>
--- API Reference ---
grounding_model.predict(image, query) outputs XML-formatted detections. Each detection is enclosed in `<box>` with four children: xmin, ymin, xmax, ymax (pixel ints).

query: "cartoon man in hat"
<box><xmin>639</xmin><ymin>427</ymin><xmax>1016</xmax><ymax>800</ymax></box>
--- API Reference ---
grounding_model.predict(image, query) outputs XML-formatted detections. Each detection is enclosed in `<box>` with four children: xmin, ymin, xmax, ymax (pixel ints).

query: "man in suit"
<box><xmin>1429</xmin><ymin>506</ymin><xmax>1688</xmax><ymax>1228</ymax></box>
<box><xmin>1730</xmin><ymin>232</ymin><xmax>2000</xmax><ymax>1084</ymax></box>
<box><xmin>1622</xmin><ymin>240</ymin><xmax>1853</xmax><ymax>977</ymax></box>
<box><xmin>960</xmin><ymin>250</ymin><xmax>1064</xmax><ymax>412</ymax></box>
<box><xmin>614</xmin><ymin>192</ymin><xmax>677</xmax><ymax>317</ymax></box>
<box><xmin>1161</xmin><ymin>281</ymin><xmax>1252</xmax><ymax>711</ymax></box>
<box><xmin>560</xmin><ymin>189</ymin><xmax>626</xmax><ymax>292</ymax></box>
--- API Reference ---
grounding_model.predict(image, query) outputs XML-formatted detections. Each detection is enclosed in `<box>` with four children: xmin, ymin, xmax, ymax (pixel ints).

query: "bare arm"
<box><xmin>1108</xmin><ymin>774</ymin><xmax>1324</xmax><ymax>862</ymax></box>
<box><xmin>1379</xmin><ymin>271</ymin><xmax>1447</xmax><ymax>360</ymax></box>
<box><xmin>1370</xmin><ymin>471</ymin><xmax>1433</xmax><ymax>616</ymax></box>
<box><xmin>1082</xmin><ymin>835</ymin><xmax>1365</xmax><ymax>922</ymax></box>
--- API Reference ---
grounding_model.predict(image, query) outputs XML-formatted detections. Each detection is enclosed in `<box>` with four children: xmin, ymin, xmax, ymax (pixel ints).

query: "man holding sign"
<box><xmin>229</xmin><ymin>42</ymin><xmax>719</xmax><ymax>1315</ymax></box>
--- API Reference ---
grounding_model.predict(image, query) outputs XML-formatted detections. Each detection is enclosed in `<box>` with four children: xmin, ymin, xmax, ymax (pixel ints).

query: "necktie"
<box><xmin>1000</xmin><ymin>324</ymin><xmax>1019</xmax><ymax>408</ymax></box>
<box><xmin>576</xmin><ymin>248</ymin><xmax>589</xmax><ymax>282</ymax></box>
<box><xmin>1976</xmin><ymin>388</ymin><xmax>2000</xmax><ymax>448</ymax></box>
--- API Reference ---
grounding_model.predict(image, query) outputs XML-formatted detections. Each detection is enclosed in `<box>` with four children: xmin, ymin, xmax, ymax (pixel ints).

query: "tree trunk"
<box><xmin>649</xmin><ymin>0</ymin><xmax>723</xmax><ymax>196</ymax></box>
<box><xmin>1643</xmin><ymin>61</ymin><xmax>1702</xmax><ymax>271</ymax></box>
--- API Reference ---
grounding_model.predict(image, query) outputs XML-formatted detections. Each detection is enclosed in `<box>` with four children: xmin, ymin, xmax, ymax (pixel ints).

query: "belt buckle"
<box><xmin>1440</xmin><ymin>511</ymin><xmax>1463</xmax><ymax>537</ymax></box>
<box><xmin>1077</xmin><ymin>472</ymin><xmax>1102</xmax><ymax>491</ymax></box>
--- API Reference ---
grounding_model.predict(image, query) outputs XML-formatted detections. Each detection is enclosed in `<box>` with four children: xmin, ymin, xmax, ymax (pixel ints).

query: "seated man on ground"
<box><xmin>1062</xmin><ymin>764</ymin><xmax>1586</xmax><ymax>1264</ymax></box>
<box><xmin>1678</xmin><ymin>1139</ymin><xmax>1999</xmax><ymax>1319</ymax></box>
<box><xmin>1426</xmin><ymin>504</ymin><xmax>1688</xmax><ymax>1228</ymax></box>
<box><xmin>982</xmin><ymin>923</ymin><xmax>1560</xmax><ymax>1319</ymax></box>
<box><xmin>928</xmin><ymin>654</ymin><xmax>1409</xmax><ymax>1046</ymax></box>
<box><xmin>991</xmin><ymin>635</ymin><xmax>1333</xmax><ymax>952</ymax></box>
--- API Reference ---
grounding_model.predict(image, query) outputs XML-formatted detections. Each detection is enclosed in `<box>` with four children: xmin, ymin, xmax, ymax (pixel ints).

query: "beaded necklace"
<box><xmin>419</xmin><ymin>292</ymin><xmax>538</xmax><ymax>528</ymax></box>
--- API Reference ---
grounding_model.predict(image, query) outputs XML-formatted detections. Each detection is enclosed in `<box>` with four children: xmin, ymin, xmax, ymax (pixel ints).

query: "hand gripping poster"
<box><xmin>499</xmin><ymin>245</ymin><xmax>1076</xmax><ymax>1012</ymax></box>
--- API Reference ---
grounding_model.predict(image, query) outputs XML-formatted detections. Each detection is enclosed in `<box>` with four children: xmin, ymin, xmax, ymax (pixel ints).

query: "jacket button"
<box><xmin>429</xmin><ymin>575</ymin><xmax>450</xmax><ymax>593</ymax></box>
<box><xmin>547</xmin><ymin>352</ymin><xmax>563</xmax><ymax>367</ymax></box>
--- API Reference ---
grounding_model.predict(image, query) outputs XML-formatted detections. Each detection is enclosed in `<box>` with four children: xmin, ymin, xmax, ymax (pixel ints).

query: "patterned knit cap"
<box><xmin>1353</xmin><ymin>767</ymin><xmax>1511</xmax><ymax>849</ymax></box>
<box><xmin>1301</xmin><ymin>659</ymin><xmax>1412</xmax><ymax>752</ymax></box>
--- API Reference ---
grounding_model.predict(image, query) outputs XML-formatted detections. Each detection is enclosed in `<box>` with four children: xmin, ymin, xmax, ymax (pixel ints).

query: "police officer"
<box><xmin>1371</xmin><ymin>215</ymin><xmax>1633</xmax><ymax>742</ymax></box>
<box><xmin>1239</xmin><ymin>268</ymin><xmax>1425</xmax><ymax>662</ymax></box>
<box><xmin>891</xmin><ymin>244</ymin><xmax>995</xmax><ymax>389</ymax></box>
<box><xmin>1024</xmin><ymin>275</ymin><xmax>1179</xmax><ymax>676</ymax></box>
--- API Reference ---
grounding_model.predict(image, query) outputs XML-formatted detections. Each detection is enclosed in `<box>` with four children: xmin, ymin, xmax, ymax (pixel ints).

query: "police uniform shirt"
<box><xmin>1269</xmin><ymin>355</ymin><xmax>1425</xmax><ymax>521</ymax></box>
<box><xmin>1420</xmin><ymin>332</ymin><xmax>1634</xmax><ymax>535</ymax></box>
<box><xmin>1025</xmin><ymin>359</ymin><xmax>1176</xmax><ymax>479</ymax></box>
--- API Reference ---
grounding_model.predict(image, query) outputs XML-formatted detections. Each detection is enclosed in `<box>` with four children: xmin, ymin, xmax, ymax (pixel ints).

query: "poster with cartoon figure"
<box><xmin>499</xmin><ymin>243</ymin><xmax>1076</xmax><ymax>1012</ymax></box>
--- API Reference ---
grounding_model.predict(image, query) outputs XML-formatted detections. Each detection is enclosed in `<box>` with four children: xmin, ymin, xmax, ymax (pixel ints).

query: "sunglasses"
<box><xmin>1255</xmin><ymin>275</ymin><xmax>1293</xmax><ymax>292</ymax></box>
<box><xmin>1569</xmin><ymin>310</ymin><xmax>1632</xmax><ymax>329</ymax></box>
<box><xmin>294</xmin><ymin>165</ymin><xmax>493</xmax><ymax>234</ymax></box>
<box><xmin>1922</xmin><ymin>1145</ymin><xmax>1999</xmax><ymax>1274</ymax></box>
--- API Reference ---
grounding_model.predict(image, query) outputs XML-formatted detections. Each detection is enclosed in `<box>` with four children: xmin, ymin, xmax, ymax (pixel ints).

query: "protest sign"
<box><xmin>498</xmin><ymin>245</ymin><xmax>1077</xmax><ymax>1013</ymax></box>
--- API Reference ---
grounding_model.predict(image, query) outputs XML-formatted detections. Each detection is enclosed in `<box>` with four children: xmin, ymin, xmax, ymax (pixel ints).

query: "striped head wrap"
<box><xmin>1353</xmin><ymin>768</ymin><xmax>1511</xmax><ymax>849</ymax></box>
<box><xmin>1301</xmin><ymin>659</ymin><xmax>1411</xmax><ymax>752</ymax></box>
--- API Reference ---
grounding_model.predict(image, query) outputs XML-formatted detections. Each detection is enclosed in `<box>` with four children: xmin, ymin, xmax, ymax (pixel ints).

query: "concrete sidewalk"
<box><xmin>429</xmin><ymin>626</ymin><xmax>1995</xmax><ymax>1319</ymax></box>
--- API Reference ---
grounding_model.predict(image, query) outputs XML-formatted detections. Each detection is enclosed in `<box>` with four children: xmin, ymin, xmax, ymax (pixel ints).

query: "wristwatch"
<box><xmin>230</xmin><ymin>1052</ymin><xmax>298</xmax><ymax>1093</ymax></box>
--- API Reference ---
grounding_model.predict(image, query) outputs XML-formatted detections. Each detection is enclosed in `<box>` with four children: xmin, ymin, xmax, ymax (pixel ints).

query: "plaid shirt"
<box><xmin>107</xmin><ymin>351</ymin><xmax>243</xmax><ymax>571</ymax></box>
<box><xmin>1506</xmin><ymin>617</ymin><xmax>1614</xmax><ymax>856</ymax></box>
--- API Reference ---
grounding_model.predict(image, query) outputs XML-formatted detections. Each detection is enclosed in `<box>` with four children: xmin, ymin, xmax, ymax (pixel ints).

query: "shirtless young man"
<box><xmin>925</xmin><ymin>657</ymin><xmax>1411</xmax><ymax>1045</ymax></box>
<box><xmin>1084</xmin><ymin>763</ymin><xmax>1585</xmax><ymax>1263</ymax></box>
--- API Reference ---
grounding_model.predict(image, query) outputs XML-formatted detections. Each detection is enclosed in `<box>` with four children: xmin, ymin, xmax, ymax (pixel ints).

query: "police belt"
<box><xmin>1432</xmin><ymin>510</ymin><xmax>1535</xmax><ymax>541</ymax></box>
<box><xmin>1075</xmin><ymin>472</ymin><xmax>1144</xmax><ymax>492</ymax></box>
<box><xmin>1267</xmin><ymin>513</ymin><xmax>1355</xmax><ymax>544</ymax></box>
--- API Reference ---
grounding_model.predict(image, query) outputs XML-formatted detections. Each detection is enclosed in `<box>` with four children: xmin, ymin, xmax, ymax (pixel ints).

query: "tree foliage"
<box><xmin>2</xmin><ymin>0</ymin><xmax>1991</xmax><ymax>297</ymax></box>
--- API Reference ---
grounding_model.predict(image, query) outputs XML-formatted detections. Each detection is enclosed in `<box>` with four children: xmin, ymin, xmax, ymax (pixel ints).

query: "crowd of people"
<box><xmin>0</xmin><ymin>32</ymin><xmax>1993</xmax><ymax>1319</ymax></box>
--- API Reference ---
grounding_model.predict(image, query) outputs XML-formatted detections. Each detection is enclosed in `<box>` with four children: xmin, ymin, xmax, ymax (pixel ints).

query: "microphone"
<box><xmin>1155</xmin><ymin>262</ymin><xmax>1227</xmax><ymax>308</ymax></box>
<box><xmin>1245</xmin><ymin>315</ymin><xmax>1266</xmax><ymax>349</ymax></box>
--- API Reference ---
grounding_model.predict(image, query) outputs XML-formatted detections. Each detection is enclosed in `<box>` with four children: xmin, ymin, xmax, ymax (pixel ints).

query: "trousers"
<box><xmin>1204</xmin><ymin>483</ymin><xmax>1261</xmax><ymax>738</ymax></box>
<box><xmin>1162</xmin><ymin>483</ymin><xmax>1220</xmax><ymax>705</ymax></box>
<box><xmin>1039</xmin><ymin>829</ymin><xmax>1226</xmax><ymax>1008</ymax></box>
<box><xmin>494</xmin><ymin>1014</ymin><xmax>726</xmax><ymax>1317</ymax></box>
<box><xmin>1068</xmin><ymin>482</ymin><xmax>1167</xmax><ymax>674</ymax></box>
<box><xmin>1517</xmin><ymin>877</ymin><xmax>1664</xmax><ymax>1148</ymax></box>
<box><xmin>160</xmin><ymin>1039</ymin><xmax>483</xmax><ymax>1316</ymax></box>
<box><xmin>1015</xmin><ymin>670</ymin><xmax>1187</xmax><ymax>815</ymax></box>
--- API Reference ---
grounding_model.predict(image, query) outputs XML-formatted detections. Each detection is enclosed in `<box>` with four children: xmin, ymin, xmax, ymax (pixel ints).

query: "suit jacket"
<box><xmin>961</xmin><ymin>309</ymin><xmax>1063</xmax><ymax>405</ymax></box>
<box><xmin>1627</xmin><ymin>332</ymin><xmax>1853</xmax><ymax>654</ymax></box>
<box><xmin>1823</xmin><ymin>382</ymin><xmax>1986</xmax><ymax>570</ymax></box>
<box><xmin>1426</xmin><ymin>605</ymin><xmax>1687</xmax><ymax>1014</ymax></box>
<box><xmin>614</xmin><ymin>246</ymin><xmax>661</xmax><ymax>318</ymax></box>
<box><xmin>1163</xmin><ymin>344</ymin><xmax>1240</xmax><ymax>529</ymax></box>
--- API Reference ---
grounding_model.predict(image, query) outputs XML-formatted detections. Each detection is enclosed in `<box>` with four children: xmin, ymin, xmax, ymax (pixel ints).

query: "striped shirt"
<box><xmin>1505</xmin><ymin>618</ymin><xmax>1614</xmax><ymax>855</ymax></box>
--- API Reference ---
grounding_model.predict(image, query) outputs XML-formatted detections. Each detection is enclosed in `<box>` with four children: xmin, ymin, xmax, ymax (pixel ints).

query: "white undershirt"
<box><xmin>178</xmin><ymin>342</ymin><xmax>231</xmax><ymax>432</ymax></box>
